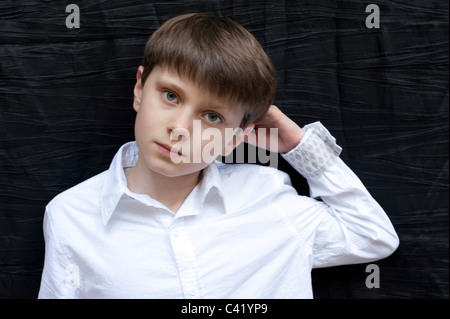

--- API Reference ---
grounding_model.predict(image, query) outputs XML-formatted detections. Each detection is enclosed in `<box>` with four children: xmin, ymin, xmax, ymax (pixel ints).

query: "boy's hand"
<box><xmin>244</xmin><ymin>105</ymin><xmax>305</xmax><ymax>154</ymax></box>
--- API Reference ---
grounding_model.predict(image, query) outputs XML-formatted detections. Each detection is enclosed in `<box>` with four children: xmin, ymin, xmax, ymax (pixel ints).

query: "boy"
<box><xmin>38</xmin><ymin>13</ymin><xmax>399</xmax><ymax>298</ymax></box>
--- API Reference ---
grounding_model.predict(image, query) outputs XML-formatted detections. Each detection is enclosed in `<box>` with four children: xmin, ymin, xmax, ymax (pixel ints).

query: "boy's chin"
<box><xmin>148</xmin><ymin>159</ymin><xmax>208</xmax><ymax>179</ymax></box>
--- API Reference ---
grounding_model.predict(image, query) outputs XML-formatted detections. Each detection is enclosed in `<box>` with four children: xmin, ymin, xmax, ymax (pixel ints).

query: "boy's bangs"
<box><xmin>159</xmin><ymin>47</ymin><xmax>249</xmax><ymax>106</ymax></box>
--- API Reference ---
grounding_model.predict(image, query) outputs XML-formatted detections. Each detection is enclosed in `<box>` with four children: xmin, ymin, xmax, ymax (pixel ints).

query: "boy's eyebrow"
<box><xmin>156</xmin><ymin>77</ymin><xmax>232</xmax><ymax>112</ymax></box>
<box><xmin>157</xmin><ymin>78</ymin><xmax>185</xmax><ymax>98</ymax></box>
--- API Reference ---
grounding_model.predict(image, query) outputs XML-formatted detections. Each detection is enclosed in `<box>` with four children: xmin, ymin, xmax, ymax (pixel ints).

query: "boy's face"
<box><xmin>132</xmin><ymin>65</ymin><xmax>253</xmax><ymax>178</ymax></box>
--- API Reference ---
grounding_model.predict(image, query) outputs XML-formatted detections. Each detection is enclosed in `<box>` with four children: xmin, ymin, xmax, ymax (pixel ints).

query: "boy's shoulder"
<box><xmin>46</xmin><ymin>170</ymin><xmax>108</xmax><ymax>216</ymax></box>
<box><xmin>214</xmin><ymin>162</ymin><xmax>294</xmax><ymax>211</ymax></box>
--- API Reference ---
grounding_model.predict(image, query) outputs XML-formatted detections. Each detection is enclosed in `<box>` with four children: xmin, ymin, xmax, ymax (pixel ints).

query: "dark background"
<box><xmin>0</xmin><ymin>0</ymin><xmax>448</xmax><ymax>299</ymax></box>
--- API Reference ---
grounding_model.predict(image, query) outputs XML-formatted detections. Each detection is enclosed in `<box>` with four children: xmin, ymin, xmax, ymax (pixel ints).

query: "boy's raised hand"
<box><xmin>244</xmin><ymin>105</ymin><xmax>305</xmax><ymax>154</ymax></box>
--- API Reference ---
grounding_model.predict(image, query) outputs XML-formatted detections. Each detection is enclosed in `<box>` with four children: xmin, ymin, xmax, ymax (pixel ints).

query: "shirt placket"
<box><xmin>169</xmin><ymin>218</ymin><xmax>203</xmax><ymax>298</ymax></box>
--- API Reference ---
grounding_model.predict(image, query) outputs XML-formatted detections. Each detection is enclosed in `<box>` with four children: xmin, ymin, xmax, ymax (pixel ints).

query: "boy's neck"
<box><xmin>124</xmin><ymin>157</ymin><xmax>202</xmax><ymax>213</ymax></box>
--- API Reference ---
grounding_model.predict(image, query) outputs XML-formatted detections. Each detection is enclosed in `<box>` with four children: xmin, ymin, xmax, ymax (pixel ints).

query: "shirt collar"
<box><xmin>101</xmin><ymin>142</ymin><xmax>226</xmax><ymax>225</ymax></box>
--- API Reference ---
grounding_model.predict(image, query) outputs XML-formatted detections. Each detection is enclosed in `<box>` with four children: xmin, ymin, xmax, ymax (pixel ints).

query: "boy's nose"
<box><xmin>167</xmin><ymin>110</ymin><xmax>193</xmax><ymax>140</ymax></box>
<box><xmin>170</xmin><ymin>127</ymin><xmax>189</xmax><ymax>141</ymax></box>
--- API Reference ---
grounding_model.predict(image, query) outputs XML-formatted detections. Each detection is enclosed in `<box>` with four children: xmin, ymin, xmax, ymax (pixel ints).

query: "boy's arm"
<box><xmin>38</xmin><ymin>207</ymin><xmax>78</xmax><ymax>298</ymax></box>
<box><xmin>246</xmin><ymin>105</ymin><xmax>399</xmax><ymax>267</ymax></box>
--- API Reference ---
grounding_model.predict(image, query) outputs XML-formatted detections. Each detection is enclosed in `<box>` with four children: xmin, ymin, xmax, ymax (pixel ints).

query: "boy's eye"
<box><xmin>163</xmin><ymin>91</ymin><xmax>178</xmax><ymax>103</ymax></box>
<box><xmin>203</xmin><ymin>113</ymin><xmax>222</xmax><ymax>123</ymax></box>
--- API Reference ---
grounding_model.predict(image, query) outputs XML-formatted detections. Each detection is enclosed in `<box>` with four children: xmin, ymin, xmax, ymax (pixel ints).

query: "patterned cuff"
<box><xmin>281</xmin><ymin>122</ymin><xmax>342</xmax><ymax>179</ymax></box>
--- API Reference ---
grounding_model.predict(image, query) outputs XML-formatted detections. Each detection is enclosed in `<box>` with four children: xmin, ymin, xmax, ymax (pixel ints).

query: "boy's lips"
<box><xmin>156</xmin><ymin>142</ymin><xmax>184</xmax><ymax>157</ymax></box>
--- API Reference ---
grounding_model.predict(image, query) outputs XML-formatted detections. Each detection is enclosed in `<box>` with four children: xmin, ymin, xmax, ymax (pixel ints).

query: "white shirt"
<box><xmin>38</xmin><ymin>122</ymin><xmax>399</xmax><ymax>299</ymax></box>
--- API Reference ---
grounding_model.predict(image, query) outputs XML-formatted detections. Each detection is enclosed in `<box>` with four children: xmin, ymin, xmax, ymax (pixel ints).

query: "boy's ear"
<box><xmin>221</xmin><ymin>124</ymin><xmax>255</xmax><ymax>157</ymax></box>
<box><xmin>133</xmin><ymin>66</ymin><xmax>144</xmax><ymax>112</ymax></box>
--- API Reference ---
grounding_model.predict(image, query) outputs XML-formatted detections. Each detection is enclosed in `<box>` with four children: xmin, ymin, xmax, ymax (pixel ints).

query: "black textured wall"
<box><xmin>0</xmin><ymin>0</ymin><xmax>448</xmax><ymax>298</ymax></box>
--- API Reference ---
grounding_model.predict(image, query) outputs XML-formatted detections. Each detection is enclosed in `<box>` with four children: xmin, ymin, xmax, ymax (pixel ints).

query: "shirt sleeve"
<box><xmin>38</xmin><ymin>207</ymin><xmax>79</xmax><ymax>299</ymax></box>
<box><xmin>281</xmin><ymin>122</ymin><xmax>399</xmax><ymax>268</ymax></box>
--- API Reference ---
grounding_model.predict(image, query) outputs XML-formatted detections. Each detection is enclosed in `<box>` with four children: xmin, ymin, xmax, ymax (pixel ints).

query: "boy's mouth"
<box><xmin>156</xmin><ymin>142</ymin><xmax>184</xmax><ymax>157</ymax></box>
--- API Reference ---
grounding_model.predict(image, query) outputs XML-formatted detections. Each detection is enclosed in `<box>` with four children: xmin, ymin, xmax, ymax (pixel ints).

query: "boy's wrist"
<box><xmin>280</xmin><ymin>127</ymin><xmax>306</xmax><ymax>154</ymax></box>
<box><xmin>281</xmin><ymin>122</ymin><xmax>342</xmax><ymax>179</ymax></box>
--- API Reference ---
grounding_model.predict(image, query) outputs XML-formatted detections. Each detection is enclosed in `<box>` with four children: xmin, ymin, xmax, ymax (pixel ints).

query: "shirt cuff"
<box><xmin>281</xmin><ymin>121</ymin><xmax>342</xmax><ymax>179</ymax></box>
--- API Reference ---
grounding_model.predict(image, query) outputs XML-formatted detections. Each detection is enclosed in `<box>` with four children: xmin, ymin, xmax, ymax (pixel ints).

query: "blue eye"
<box><xmin>163</xmin><ymin>91</ymin><xmax>178</xmax><ymax>103</ymax></box>
<box><xmin>204</xmin><ymin>113</ymin><xmax>222</xmax><ymax>123</ymax></box>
